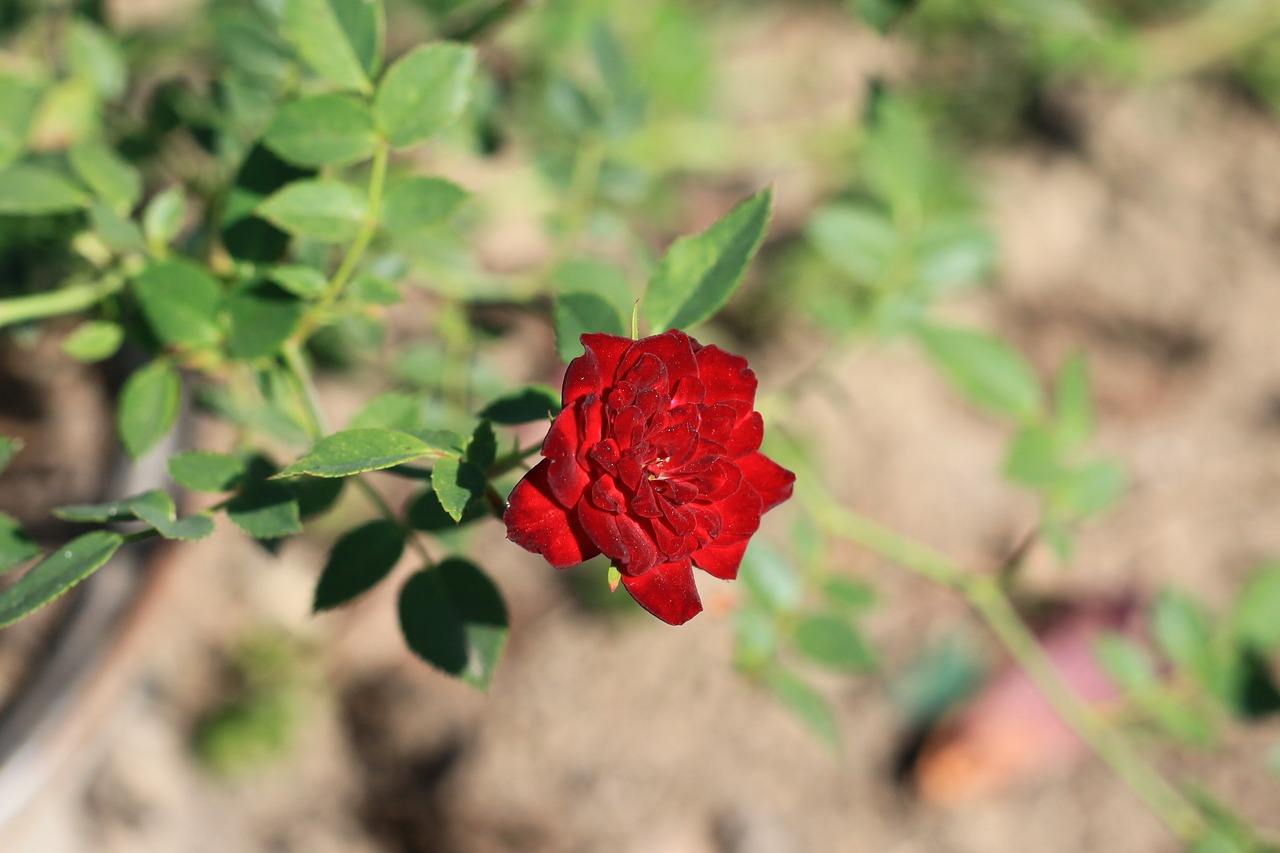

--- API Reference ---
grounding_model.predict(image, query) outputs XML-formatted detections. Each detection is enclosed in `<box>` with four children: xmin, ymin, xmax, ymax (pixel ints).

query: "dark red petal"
<box><xmin>737</xmin><ymin>452</ymin><xmax>796</xmax><ymax>511</ymax></box>
<box><xmin>589</xmin><ymin>475</ymin><xmax>626</xmax><ymax>513</ymax></box>
<box><xmin>723</xmin><ymin>411</ymin><xmax>764</xmax><ymax>458</ymax></box>
<box><xmin>715</xmin><ymin>481</ymin><xmax>764</xmax><ymax>536</ymax></box>
<box><xmin>542</xmin><ymin>401</ymin><xmax>590</xmax><ymax>507</ymax></box>
<box><xmin>691</xmin><ymin>534</ymin><xmax>750</xmax><ymax>580</ymax></box>
<box><xmin>621</xmin><ymin>559</ymin><xmax>703</xmax><ymax>625</ymax></box>
<box><xmin>504</xmin><ymin>460</ymin><xmax>600</xmax><ymax>568</ymax></box>
<box><xmin>577</xmin><ymin>502</ymin><xmax>661</xmax><ymax>575</ymax></box>
<box><xmin>562</xmin><ymin>346</ymin><xmax>601</xmax><ymax>405</ymax></box>
<box><xmin>698</xmin><ymin>403</ymin><xmax>737</xmax><ymax>446</ymax></box>
<box><xmin>672</xmin><ymin>375</ymin><xmax>705</xmax><ymax>406</ymax></box>
<box><xmin>581</xmin><ymin>333</ymin><xmax>631</xmax><ymax>386</ymax></box>
<box><xmin>620</xmin><ymin>331</ymin><xmax>698</xmax><ymax>388</ymax></box>
<box><xmin>695</xmin><ymin>345</ymin><xmax>758</xmax><ymax>406</ymax></box>
<box><xmin>623</xmin><ymin>352</ymin><xmax>667</xmax><ymax>393</ymax></box>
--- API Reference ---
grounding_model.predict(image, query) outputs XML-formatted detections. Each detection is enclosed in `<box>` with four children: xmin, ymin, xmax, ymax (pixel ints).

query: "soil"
<box><xmin>5</xmin><ymin>6</ymin><xmax>1280</xmax><ymax>853</ymax></box>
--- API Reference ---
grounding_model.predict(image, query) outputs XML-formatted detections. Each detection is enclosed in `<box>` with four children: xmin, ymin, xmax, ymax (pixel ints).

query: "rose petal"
<box><xmin>737</xmin><ymin>452</ymin><xmax>796</xmax><ymax>511</ymax></box>
<box><xmin>695</xmin><ymin>344</ymin><xmax>758</xmax><ymax>406</ymax></box>
<box><xmin>542</xmin><ymin>401</ymin><xmax>590</xmax><ymax>507</ymax></box>
<box><xmin>577</xmin><ymin>502</ymin><xmax>661</xmax><ymax>574</ymax></box>
<box><xmin>692</xmin><ymin>534</ymin><xmax>750</xmax><ymax>580</ymax></box>
<box><xmin>716</xmin><ymin>481</ymin><xmax>764</xmax><ymax>536</ymax></box>
<box><xmin>562</xmin><ymin>346</ymin><xmax>601</xmax><ymax>405</ymax></box>
<box><xmin>621</xmin><ymin>559</ymin><xmax>703</xmax><ymax>625</ymax></box>
<box><xmin>723</xmin><ymin>411</ymin><xmax>763</xmax><ymax>458</ymax></box>
<box><xmin>620</xmin><ymin>330</ymin><xmax>698</xmax><ymax>390</ymax></box>
<box><xmin>582</xmin><ymin>333</ymin><xmax>631</xmax><ymax>386</ymax></box>
<box><xmin>504</xmin><ymin>460</ymin><xmax>601</xmax><ymax>568</ymax></box>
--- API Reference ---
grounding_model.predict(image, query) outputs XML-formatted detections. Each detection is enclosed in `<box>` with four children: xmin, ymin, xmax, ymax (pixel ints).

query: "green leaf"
<box><xmin>132</xmin><ymin>259</ymin><xmax>223</xmax><ymax>348</ymax></box>
<box><xmin>65</xmin><ymin>18</ymin><xmax>126</xmax><ymax>100</ymax></box>
<box><xmin>765</xmin><ymin>668</ymin><xmax>839</xmax><ymax>747</ymax></box>
<box><xmin>1151</xmin><ymin>590</ymin><xmax>1215</xmax><ymax>685</ymax></box>
<box><xmin>54</xmin><ymin>495</ymin><xmax>142</xmax><ymax>522</ymax></box>
<box><xmin>382</xmin><ymin>176</ymin><xmax>468</xmax><ymax>234</ymax></box>
<box><xmin>0</xmin><ymin>75</ymin><xmax>43</xmax><ymax>169</ymax></box>
<box><xmin>1094</xmin><ymin>633</ymin><xmax>1156</xmax><ymax>691</ymax></box>
<box><xmin>226</xmin><ymin>282</ymin><xmax>303</xmax><ymax>359</ymax></box>
<box><xmin>347</xmin><ymin>272</ymin><xmax>401</xmax><ymax>305</ymax></box>
<box><xmin>128</xmin><ymin>490</ymin><xmax>215</xmax><ymax>542</ymax></box>
<box><xmin>914</xmin><ymin>217</ymin><xmax>995</xmax><ymax>294</ymax></box>
<box><xmin>281</xmin><ymin>0</ymin><xmax>384</xmax><ymax>93</ymax></box>
<box><xmin>264</xmin><ymin>94</ymin><xmax>377</xmax><ymax>167</ymax></box>
<box><xmin>1003</xmin><ymin>425</ymin><xmax>1061</xmax><ymax>487</ymax></box>
<box><xmin>89</xmin><ymin>201</ymin><xmax>145</xmax><ymax>253</ymax></box>
<box><xmin>0</xmin><ymin>513</ymin><xmax>39</xmax><ymax>574</ymax></box>
<box><xmin>431</xmin><ymin>456</ymin><xmax>486</xmax><ymax>522</ymax></box>
<box><xmin>806</xmin><ymin>203</ymin><xmax>900</xmax><ymax>282</ymax></box>
<box><xmin>68</xmin><ymin>141</ymin><xmax>141</xmax><ymax>212</ymax></box>
<box><xmin>168</xmin><ymin>451</ymin><xmax>245</xmax><ymax>492</ymax></box>
<box><xmin>466</xmin><ymin>420</ymin><xmax>497</xmax><ymax>471</ymax></box>
<box><xmin>313</xmin><ymin>520</ymin><xmax>405</xmax><ymax>611</ymax></box>
<box><xmin>0</xmin><ymin>436</ymin><xmax>19</xmax><ymax>477</ymax></box>
<box><xmin>643</xmin><ymin>188</ymin><xmax>772</xmax><ymax>331</ymax></box>
<box><xmin>292</xmin><ymin>476</ymin><xmax>345</xmax><ymax>519</ymax></box>
<box><xmin>0</xmin><ymin>531</ymin><xmax>124</xmax><ymax>628</ymax></box>
<box><xmin>794</xmin><ymin>612</ymin><xmax>876</xmax><ymax>673</ymax></box>
<box><xmin>1232</xmin><ymin>562</ymin><xmax>1280</xmax><ymax>651</ymax></box>
<box><xmin>227</xmin><ymin>478</ymin><xmax>302</xmax><ymax>539</ymax></box>
<box><xmin>348</xmin><ymin>392</ymin><xmax>427</xmax><ymax>431</ymax></box>
<box><xmin>478</xmin><ymin>386</ymin><xmax>560</xmax><ymax>425</ymax></box>
<box><xmin>1053</xmin><ymin>353</ymin><xmax>1094</xmax><ymax>448</ymax></box>
<box><xmin>270</xmin><ymin>265</ymin><xmax>328</xmax><ymax>299</ymax></box>
<box><xmin>276</xmin><ymin>428</ymin><xmax>448</xmax><ymax>479</ymax></box>
<box><xmin>0</xmin><ymin>164</ymin><xmax>88</xmax><ymax>215</ymax></box>
<box><xmin>118</xmin><ymin>360</ymin><xmax>181</xmax><ymax>459</ymax></box>
<box><xmin>917</xmin><ymin>325</ymin><xmax>1042</xmax><ymax>421</ymax></box>
<box><xmin>373</xmin><ymin>42</ymin><xmax>476</xmax><ymax>148</ymax></box>
<box><xmin>555</xmin><ymin>293</ymin><xmax>627</xmax><ymax>363</ymax></box>
<box><xmin>739</xmin><ymin>540</ymin><xmax>802</xmax><ymax>613</ymax></box>
<box><xmin>1145</xmin><ymin>693</ymin><xmax>1217</xmax><ymax>746</ymax></box>
<box><xmin>61</xmin><ymin>320</ymin><xmax>125</xmax><ymax>363</ymax></box>
<box><xmin>398</xmin><ymin>558</ymin><xmax>508</xmax><ymax>689</ymax></box>
<box><xmin>142</xmin><ymin>186</ymin><xmax>186</xmax><ymax>249</ymax></box>
<box><xmin>1050</xmin><ymin>459</ymin><xmax>1125</xmax><ymax>517</ymax></box>
<box><xmin>823</xmin><ymin>576</ymin><xmax>878</xmax><ymax>611</ymax></box>
<box><xmin>405</xmin><ymin>482</ymin><xmax>486</xmax><ymax>531</ymax></box>
<box><xmin>257</xmin><ymin>180</ymin><xmax>366</xmax><ymax>243</ymax></box>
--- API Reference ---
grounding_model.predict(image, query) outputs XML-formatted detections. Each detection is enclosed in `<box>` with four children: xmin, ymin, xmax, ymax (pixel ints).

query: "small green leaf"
<box><xmin>382</xmin><ymin>176</ymin><xmax>468</xmax><ymax>234</ymax></box>
<box><xmin>276</xmin><ymin>428</ymin><xmax>447</xmax><ymax>479</ymax></box>
<box><xmin>118</xmin><ymin>360</ymin><xmax>181</xmax><ymax>459</ymax></box>
<box><xmin>1003</xmin><ymin>425</ymin><xmax>1061</xmax><ymax>487</ymax></box>
<box><xmin>373</xmin><ymin>42</ymin><xmax>476</xmax><ymax>148</ymax></box>
<box><xmin>270</xmin><ymin>265</ymin><xmax>328</xmax><ymax>299</ymax></box>
<box><xmin>823</xmin><ymin>577</ymin><xmax>878</xmax><ymax>611</ymax></box>
<box><xmin>431</xmin><ymin>456</ymin><xmax>486</xmax><ymax>522</ymax></box>
<box><xmin>68</xmin><ymin>141</ymin><xmax>141</xmax><ymax>212</ymax></box>
<box><xmin>227</xmin><ymin>480</ymin><xmax>303</xmax><ymax>539</ymax></box>
<box><xmin>1050</xmin><ymin>459</ymin><xmax>1125</xmax><ymax>517</ymax></box>
<box><xmin>914</xmin><ymin>217</ymin><xmax>995</xmax><ymax>293</ymax></box>
<box><xmin>1053</xmin><ymin>353</ymin><xmax>1094</xmax><ymax>448</ymax></box>
<box><xmin>0</xmin><ymin>436</ymin><xmax>19</xmax><ymax>477</ymax></box>
<box><xmin>132</xmin><ymin>259</ymin><xmax>223</xmax><ymax>348</ymax></box>
<box><xmin>264</xmin><ymin>94</ymin><xmax>377</xmax><ymax>167</ymax></box>
<box><xmin>346</xmin><ymin>272</ymin><xmax>401</xmax><ymax>305</ymax></box>
<box><xmin>765</xmin><ymin>668</ymin><xmax>839</xmax><ymax>747</ymax></box>
<box><xmin>1094</xmin><ymin>633</ymin><xmax>1156</xmax><ymax>691</ymax></box>
<box><xmin>1150</xmin><ymin>590</ymin><xmax>1215</xmax><ymax>685</ymax></box>
<box><xmin>65</xmin><ymin>18</ymin><xmax>126</xmax><ymax>100</ymax></box>
<box><xmin>1146</xmin><ymin>693</ymin><xmax>1217</xmax><ymax>746</ymax></box>
<box><xmin>0</xmin><ymin>513</ymin><xmax>39</xmax><ymax>574</ymax></box>
<box><xmin>478</xmin><ymin>386</ymin><xmax>560</xmax><ymax>425</ymax></box>
<box><xmin>89</xmin><ymin>201</ymin><xmax>145</xmax><ymax>253</ymax></box>
<box><xmin>226</xmin><ymin>282</ymin><xmax>303</xmax><ymax>360</ymax></box>
<box><xmin>0</xmin><ymin>164</ymin><xmax>88</xmax><ymax>215</ymax></box>
<box><xmin>313</xmin><ymin>520</ymin><xmax>405</xmax><ymax>611</ymax></box>
<box><xmin>643</xmin><ymin>188</ymin><xmax>772</xmax><ymax>331</ymax></box>
<box><xmin>1232</xmin><ymin>562</ymin><xmax>1280</xmax><ymax>651</ymax></box>
<box><xmin>257</xmin><ymin>180</ymin><xmax>366</xmax><ymax>243</ymax></box>
<box><xmin>917</xmin><ymin>324</ymin><xmax>1042</xmax><ymax>421</ymax></box>
<box><xmin>281</xmin><ymin>0</ymin><xmax>384</xmax><ymax>93</ymax></box>
<box><xmin>0</xmin><ymin>75</ymin><xmax>43</xmax><ymax>169</ymax></box>
<box><xmin>466</xmin><ymin>420</ymin><xmax>497</xmax><ymax>471</ymax></box>
<box><xmin>169</xmin><ymin>451</ymin><xmax>245</xmax><ymax>492</ymax></box>
<box><xmin>794</xmin><ymin>612</ymin><xmax>876</xmax><ymax>673</ymax></box>
<box><xmin>54</xmin><ymin>495</ymin><xmax>142</xmax><ymax>522</ymax></box>
<box><xmin>806</xmin><ymin>203</ymin><xmax>900</xmax><ymax>282</ymax></box>
<box><xmin>61</xmin><ymin>320</ymin><xmax>124</xmax><ymax>363</ymax></box>
<box><xmin>129</xmin><ymin>490</ymin><xmax>215</xmax><ymax>542</ymax></box>
<box><xmin>0</xmin><ymin>531</ymin><xmax>124</xmax><ymax>628</ymax></box>
<box><xmin>398</xmin><ymin>558</ymin><xmax>508</xmax><ymax>689</ymax></box>
<box><xmin>405</xmin><ymin>482</ymin><xmax>486</xmax><ymax>531</ymax></box>
<box><xmin>142</xmin><ymin>187</ymin><xmax>186</xmax><ymax>249</ymax></box>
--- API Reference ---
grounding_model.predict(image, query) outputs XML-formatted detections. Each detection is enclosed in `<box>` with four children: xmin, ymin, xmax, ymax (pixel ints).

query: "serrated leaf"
<box><xmin>129</xmin><ymin>490</ymin><xmax>215</xmax><ymax>541</ymax></box>
<box><xmin>1232</xmin><ymin>562</ymin><xmax>1280</xmax><ymax>651</ymax></box>
<box><xmin>431</xmin><ymin>456</ymin><xmax>485</xmax><ymax>522</ymax></box>
<box><xmin>227</xmin><ymin>479</ymin><xmax>302</xmax><ymax>539</ymax></box>
<box><xmin>478</xmin><ymin>386</ymin><xmax>560</xmax><ymax>425</ymax></box>
<box><xmin>643</xmin><ymin>188</ymin><xmax>772</xmax><ymax>331</ymax></box>
<box><xmin>466</xmin><ymin>420</ymin><xmax>496</xmax><ymax>471</ymax></box>
<box><xmin>794</xmin><ymin>612</ymin><xmax>876</xmax><ymax>673</ymax></box>
<box><xmin>132</xmin><ymin>259</ymin><xmax>223</xmax><ymax>348</ymax></box>
<box><xmin>405</xmin><ymin>482</ymin><xmax>487</xmax><ymax>531</ymax></box>
<box><xmin>276</xmin><ymin>428</ymin><xmax>447</xmax><ymax>479</ymax></box>
<box><xmin>0</xmin><ymin>513</ymin><xmax>39</xmax><ymax>574</ymax></box>
<box><xmin>118</xmin><ymin>360</ymin><xmax>180</xmax><ymax>459</ymax></box>
<box><xmin>281</xmin><ymin>0</ymin><xmax>384</xmax><ymax>93</ymax></box>
<box><xmin>0</xmin><ymin>164</ymin><xmax>88</xmax><ymax>215</ymax></box>
<box><xmin>382</xmin><ymin>176</ymin><xmax>468</xmax><ymax>234</ymax></box>
<box><xmin>398</xmin><ymin>558</ymin><xmax>508</xmax><ymax>689</ymax></box>
<box><xmin>264</xmin><ymin>94</ymin><xmax>377</xmax><ymax>167</ymax></box>
<box><xmin>917</xmin><ymin>325</ymin><xmax>1042</xmax><ymax>421</ymax></box>
<box><xmin>169</xmin><ymin>451</ymin><xmax>245</xmax><ymax>492</ymax></box>
<box><xmin>806</xmin><ymin>203</ymin><xmax>900</xmax><ymax>282</ymax></box>
<box><xmin>61</xmin><ymin>320</ymin><xmax>125</xmax><ymax>363</ymax></box>
<box><xmin>374</xmin><ymin>42</ymin><xmax>475</xmax><ymax>148</ymax></box>
<box><xmin>765</xmin><ymin>668</ymin><xmax>839</xmax><ymax>747</ymax></box>
<box><xmin>54</xmin><ymin>495</ymin><xmax>142</xmax><ymax>522</ymax></box>
<box><xmin>0</xmin><ymin>531</ymin><xmax>123</xmax><ymax>628</ymax></box>
<box><xmin>257</xmin><ymin>180</ymin><xmax>366</xmax><ymax>243</ymax></box>
<box><xmin>226</xmin><ymin>282</ymin><xmax>303</xmax><ymax>359</ymax></box>
<box><xmin>313</xmin><ymin>519</ymin><xmax>404</xmax><ymax>611</ymax></box>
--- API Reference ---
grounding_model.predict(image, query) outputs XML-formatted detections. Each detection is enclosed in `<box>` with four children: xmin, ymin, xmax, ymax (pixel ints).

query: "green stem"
<box><xmin>292</xmin><ymin>140</ymin><xmax>390</xmax><ymax>342</ymax></box>
<box><xmin>0</xmin><ymin>275</ymin><xmax>125</xmax><ymax>329</ymax></box>
<box><xmin>814</xmin><ymin>500</ymin><xmax>1208</xmax><ymax>843</ymax></box>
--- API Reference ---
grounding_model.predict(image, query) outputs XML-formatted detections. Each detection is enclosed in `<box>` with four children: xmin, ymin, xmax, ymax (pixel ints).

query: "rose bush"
<box><xmin>504</xmin><ymin>330</ymin><xmax>795</xmax><ymax>625</ymax></box>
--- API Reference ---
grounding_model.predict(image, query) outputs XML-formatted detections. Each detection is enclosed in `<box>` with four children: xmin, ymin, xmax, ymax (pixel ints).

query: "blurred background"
<box><xmin>2</xmin><ymin>0</ymin><xmax>1280</xmax><ymax>850</ymax></box>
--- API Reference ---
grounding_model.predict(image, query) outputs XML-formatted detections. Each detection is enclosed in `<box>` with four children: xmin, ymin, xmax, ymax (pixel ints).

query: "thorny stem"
<box><xmin>809</xmin><ymin>495</ymin><xmax>1209</xmax><ymax>844</ymax></box>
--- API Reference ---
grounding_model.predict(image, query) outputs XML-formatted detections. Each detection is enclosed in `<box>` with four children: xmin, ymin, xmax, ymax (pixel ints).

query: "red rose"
<box><xmin>504</xmin><ymin>330</ymin><xmax>795</xmax><ymax>625</ymax></box>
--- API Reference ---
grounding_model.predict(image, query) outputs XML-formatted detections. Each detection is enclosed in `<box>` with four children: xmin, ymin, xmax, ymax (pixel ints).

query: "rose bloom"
<box><xmin>504</xmin><ymin>330</ymin><xmax>794</xmax><ymax>625</ymax></box>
